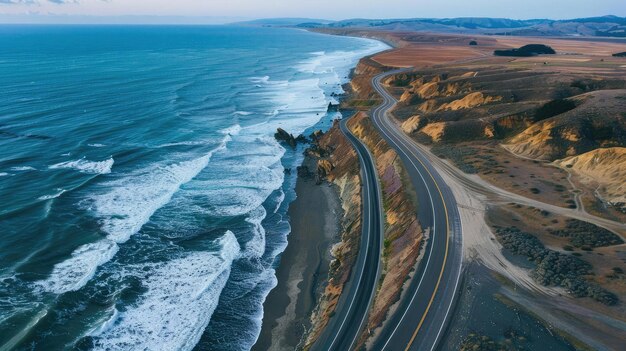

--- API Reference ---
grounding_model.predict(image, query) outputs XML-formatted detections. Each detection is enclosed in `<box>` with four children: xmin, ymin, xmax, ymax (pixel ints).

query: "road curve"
<box><xmin>311</xmin><ymin>113</ymin><xmax>385</xmax><ymax>350</ymax></box>
<box><xmin>368</xmin><ymin>70</ymin><xmax>464</xmax><ymax>351</ymax></box>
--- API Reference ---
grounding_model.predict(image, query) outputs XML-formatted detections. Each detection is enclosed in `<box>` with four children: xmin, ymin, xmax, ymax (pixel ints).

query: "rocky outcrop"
<box><xmin>421</xmin><ymin>122</ymin><xmax>448</xmax><ymax>142</ymax></box>
<box><xmin>401</xmin><ymin>115</ymin><xmax>426</xmax><ymax>134</ymax></box>
<box><xmin>274</xmin><ymin>128</ymin><xmax>296</xmax><ymax>147</ymax></box>
<box><xmin>417</xmin><ymin>99</ymin><xmax>439</xmax><ymax>113</ymax></box>
<box><xmin>274</xmin><ymin>128</ymin><xmax>307</xmax><ymax>148</ymax></box>
<box><xmin>437</xmin><ymin>92</ymin><xmax>502</xmax><ymax>111</ymax></box>
<box><xmin>316</xmin><ymin>159</ymin><xmax>334</xmax><ymax>184</ymax></box>
<box><xmin>398</xmin><ymin>75</ymin><xmax>470</xmax><ymax>105</ymax></box>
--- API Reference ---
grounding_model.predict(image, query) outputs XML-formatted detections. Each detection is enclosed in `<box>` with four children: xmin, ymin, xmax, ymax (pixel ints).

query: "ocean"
<box><xmin>0</xmin><ymin>25</ymin><xmax>387</xmax><ymax>350</ymax></box>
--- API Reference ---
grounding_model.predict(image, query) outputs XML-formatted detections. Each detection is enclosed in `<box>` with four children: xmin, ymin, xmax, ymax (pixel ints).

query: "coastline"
<box><xmin>253</xmin><ymin>154</ymin><xmax>342</xmax><ymax>350</ymax></box>
<box><xmin>253</xmin><ymin>32</ymin><xmax>391</xmax><ymax>350</ymax></box>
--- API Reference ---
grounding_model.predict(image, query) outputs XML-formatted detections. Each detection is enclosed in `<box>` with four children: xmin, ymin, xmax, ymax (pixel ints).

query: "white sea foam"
<box><xmin>243</xmin><ymin>44</ymin><xmax>390</xmax><ymax>139</ymax></box>
<box><xmin>38</xmin><ymin>189</ymin><xmax>66</xmax><ymax>201</ymax></box>
<box><xmin>243</xmin><ymin>206</ymin><xmax>267</xmax><ymax>258</ymax></box>
<box><xmin>93</xmin><ymin>152</ymin><xmax>216</xmax><ymax>243</ymax></box>
<box><xmin>49</xmin><ymin>157</ymin><xmax>114</xmax><ymax>175</ymax></box>
<box><xmin>233</xmin><ymin>111</ymin><xmax>253</xmax><ymax>116</ymax></box>
<box><xmin>220</xmin><ymin>124</ymin><xmax>242</xmax><ymax>136</ymax></box>
<box><xmin>0</xmin><ymin>172</ymin><xmax>8</xmax><ymax>177</ymax></box>
<box><xmin>10</xmin><ymin>166</ymin><xmax>36</xmax><ymax>171</ymax></box>
<box><xmin>39</xmin><ymin>142</ymin><xmax>228</xmax><ymax>294</ymax></box>
<box><xmin>37</xmin><ymin>240</ymin><xmax>119</xmax><ymax>294</ymax></box>
<box><xmin>249</xmin><ymin>76</ymin><xmax>270</xmax><ymax>84</ymax></box>
<box><xmin>198</xmin><ymin>135</ymin><xmax>284</xmax><ymax>218</ymax></box>
<box><xmin>89</xmin><ymin>307</ymin><xmax>119</xmax><ymax>336</ymax></box>
<box><xmin>245</xmin><ymin>76</ymin><xmax>328</xmax><ymax>137</ymax></box>
<box><xmin>88</xmin><ymin>143</ymin><xmax>106</xmax><ymax>148</ymax></box>
<box><xmin>91</xmin><ymin>231</ymin><xmax>240</xmax><ymax>351</ymax></box>
<box><xmin>273</xmin><ymin>188</ymin><xmax>285</xmax><ymax>214</ymax></box>
<box><xmin>158</xmin><ymin>140</ymin><xmax>210</xmax><ymax>147</ymax></box>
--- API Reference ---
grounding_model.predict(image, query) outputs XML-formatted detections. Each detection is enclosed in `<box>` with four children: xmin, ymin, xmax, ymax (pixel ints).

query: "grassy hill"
<box><xmin>292</xmin><ymin>16</ymin><xmax>626</xmax><ymax>37</ymax></box>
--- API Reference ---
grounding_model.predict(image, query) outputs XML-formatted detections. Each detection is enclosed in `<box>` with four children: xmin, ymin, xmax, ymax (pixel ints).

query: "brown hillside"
<box><xmin>554</xmin><ymin>147</ymin><xmax>626</xmax><ymax>210</ymax></box>
<box><xmin>384</xmin><ymin>42</ymin><xmax>626</xmax><ymax>219</ymax></box>
<box><xmin>503</xmin><ymin>90</ymin><xmax>626</xmax><ymax>160</ymax></box>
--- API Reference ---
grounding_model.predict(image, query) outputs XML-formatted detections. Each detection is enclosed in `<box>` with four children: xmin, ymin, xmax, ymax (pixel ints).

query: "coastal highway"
<box><xmin>310</xmin><ymin>107</ymin><xmax>385</xmax><ymax>350</ymax></box>
<box><xmin>368</xmin><ymin>70</ymin><xmax>463</xmax><ymax>351</ymax></box>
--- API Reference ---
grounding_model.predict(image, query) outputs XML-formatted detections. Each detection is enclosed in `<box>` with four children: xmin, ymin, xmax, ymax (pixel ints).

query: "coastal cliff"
<box><xmin>342</xmin><ymin>57</ymin><xmax>389</xmax><ymax>110</ymax></box>
<box><xmin>347</xmin><ymin>113</ymin><xmax>422</xmax><ymax>347</ymax></box>
<box><xmin>295</xmin><ymin>53</ymin><xmax>424</xmax><ymax>349</ymax></box>
<box><xmin>297</xmin><ymin>51</ymin><xmax>425</xmax><ymax>348</ymax></box>
<box><xmin>301</xmin><ymin>112</ymin><xmax>422</xmax><ymax>349</ymax></box>
<box><xmin>302</xmin><ymin>120</ymin><xmax>363</xmax><ymax>348</ymax></box>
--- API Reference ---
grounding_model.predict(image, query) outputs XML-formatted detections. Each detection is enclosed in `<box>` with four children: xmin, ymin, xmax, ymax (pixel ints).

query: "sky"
<box><xmin>0</xmin><ymin>0</ymin><xmax>625</xmax><ymax>24</ymax></box>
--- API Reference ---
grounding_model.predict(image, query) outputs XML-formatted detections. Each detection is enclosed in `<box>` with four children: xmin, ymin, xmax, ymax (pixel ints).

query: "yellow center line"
<box><xmin>378</xmin><ymin>111</ymin><xmax>451</xmax><ymax>351</ymax></box>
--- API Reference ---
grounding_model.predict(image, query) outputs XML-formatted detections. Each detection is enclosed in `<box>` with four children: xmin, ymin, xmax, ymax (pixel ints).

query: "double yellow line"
<box><xmin>396</xmin><ymin>131</ymin><xmax>450</xmax><ymax>351</ymax></box>
<box><xmin>371</xmin><ymin>79</ymin><xmax>451</xmax><ymax>351</ymax></box>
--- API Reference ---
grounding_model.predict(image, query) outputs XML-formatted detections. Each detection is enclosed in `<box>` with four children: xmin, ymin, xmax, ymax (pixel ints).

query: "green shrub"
<box><xmin>534</xmin><ymin>99</ymin><xmax>577</xmax><ymax>121</ymax></box>
<box><xmin>549</xmin><ymin>219</ymin><xmax>623</xmax><ymax>248</ymax></box>
<box><xmin>494</xmin><ymin>44</ymin><xmax>556</xmax><ymax>57</ymax></box>
<box><xmin>495</xmin><ymin>226</ymin><xmax>618</xmax><ymax>305</ymax></box>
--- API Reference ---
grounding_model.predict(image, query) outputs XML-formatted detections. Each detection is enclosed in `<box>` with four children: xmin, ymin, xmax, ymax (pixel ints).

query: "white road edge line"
<box><xmin>374</xmin><ymin>71</ymin><xmax>463</xmax><ymax>351</ymax></box>
<box><xmin>348</xmin><ymin>135</ymin><xmax>384</xmax><ymax>351</ymax></box>
<box><xmin>327</xmin><ymin>121</ymin><xmax>373</xmax><ymax>350</ymax></box>
<box><xmin>372</xmin><ymin>73</ymin><xmax>439</xmax><ymax>351</ymax></box>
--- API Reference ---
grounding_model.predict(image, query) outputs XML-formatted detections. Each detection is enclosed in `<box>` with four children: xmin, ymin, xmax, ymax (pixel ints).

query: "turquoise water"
<box><xmin>0</xmin><ymin>25</ymin><xmax>387</xmax><ymax>350</ymax></box>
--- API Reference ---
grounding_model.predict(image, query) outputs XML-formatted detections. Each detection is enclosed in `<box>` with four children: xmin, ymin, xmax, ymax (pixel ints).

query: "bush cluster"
<box><xmin>494</xmin><ymin>44</ymin><xmax>556</xmax><ymax>57</ymax></box>
<box><xmin>460</xmin><ymin>330</ymin><xmax>528</xmax><ymax>351</ymax></box>
<box><xmin>534</xmin><ymin>98</ymin><xmax>577</xmax><ymax>121</ymax></box>
<box><xmin>495</xmin><ymin>226</ymin><xmax>618</xmax><ymax>305</ymax></box>
<box><xmin>549</xmin><ymin>219</ymin><xmax>624</xmax><ymax>248</ymax></box>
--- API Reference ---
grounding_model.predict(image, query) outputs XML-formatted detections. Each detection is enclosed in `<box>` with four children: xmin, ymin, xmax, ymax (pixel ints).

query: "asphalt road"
<box><xmin>311</xmin><ymin>115</ymin><xmax>385</xmax><ymax>350</ymax></box>
<box><xmin>312</xmin><ymin>68</ymin><xmax>463</xmax><ymax>351</ymax></box>
<box><xmin>368</xmin><ymin>70</ymin><xmax>464</xmax><ymax>351</ymax></box>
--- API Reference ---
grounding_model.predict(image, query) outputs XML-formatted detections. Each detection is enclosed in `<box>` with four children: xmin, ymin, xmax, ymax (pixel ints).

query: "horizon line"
<box><xmin>0</xmin><ymin>14</ymin><xmax>623</xmax><ymax>26</ymax></box>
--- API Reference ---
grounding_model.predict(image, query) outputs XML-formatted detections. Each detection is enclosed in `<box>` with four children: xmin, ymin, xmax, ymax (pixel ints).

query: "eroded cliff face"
<box><xmin>301</xmin><ymin>111</ymin><xmax>422</xmax><ymax>349</ymax></box>
<box><xmin>342</xmin><ymin>57</ymin><xmax>389</xmax><ymax>110</ymax></box>
<box><xmin>347</xmin><ymin>113</ymin><xmax>422</xmax><ymax>347</ymax></box>
<box><xmin>302</xmin><ymin>120</ymin><xmax>362</xmax><ymax>349</ymax></box>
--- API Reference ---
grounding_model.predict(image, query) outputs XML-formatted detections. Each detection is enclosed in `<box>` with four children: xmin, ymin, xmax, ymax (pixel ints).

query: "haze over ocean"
<box><xmin>0</xmin><ymin>25</ymin><xmax>387</xmax><ymax>350</ymax></box>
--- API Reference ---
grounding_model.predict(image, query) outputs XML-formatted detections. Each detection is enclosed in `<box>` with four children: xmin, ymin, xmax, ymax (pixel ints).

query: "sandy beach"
<box><xmin>253</xmin><ymin>157</ymin><xmax>342</xmax><ymax>351</ymax></box>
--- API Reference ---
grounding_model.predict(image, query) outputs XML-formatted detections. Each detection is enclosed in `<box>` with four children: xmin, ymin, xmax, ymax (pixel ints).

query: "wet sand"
<box><xmin>253</xmin><ymin>157</ymin><xmax>341</xmax><ymax>351</ymax></box>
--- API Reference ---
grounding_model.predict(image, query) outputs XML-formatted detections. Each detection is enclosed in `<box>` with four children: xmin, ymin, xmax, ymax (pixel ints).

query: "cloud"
<box><xmin>0</xmin><ymin>0</ymin><xmax>81</xmax><ymax>4</ymax></box>
<box><xmin>0</xmin><ymin>0</ymin><xmax>37</xmax><ymax>4</ymax></box>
